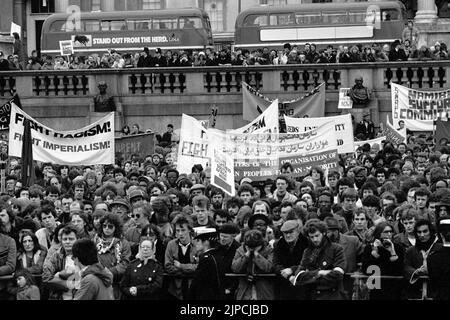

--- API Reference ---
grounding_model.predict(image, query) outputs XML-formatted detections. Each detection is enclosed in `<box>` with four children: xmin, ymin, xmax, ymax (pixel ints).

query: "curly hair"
<box><xmin>98</xmin><ymin>213</ymin><xmax>123</xmax><ymax>238</ymax></box>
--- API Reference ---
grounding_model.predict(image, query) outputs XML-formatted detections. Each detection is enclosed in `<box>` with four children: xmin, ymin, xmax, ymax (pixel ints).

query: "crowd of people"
<box><xmin>1</xmin><ymin>119</ymin><xmax>450</xmax><ymax>301</ymax></box>
<box><xmin>0</xmin><ymin>21</ymin><xmax>448</xmax><ymax>72</ymax></box>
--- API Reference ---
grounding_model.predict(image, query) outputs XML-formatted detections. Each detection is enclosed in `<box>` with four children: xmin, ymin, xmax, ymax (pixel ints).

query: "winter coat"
<box><xmin>293</xmin><ymin>238</ymin><xmax>347</xmax><ymax>300</ymax></box>
<box><xmin>16</xmin><ymin>247</ymin><xmax>47</xmax><ymax>275</ymax></box>
<box><xmin>0</xmin><ymin>233</ymin><xmax>16</xmax><ymax>276</ymax></box>
<box><xmin>74</xmin><ymin>263</ymin><xmax>114</xmax><ymax>300</ymax></box>
<box><xmin>232</xmin><ymin>243</ymin><xmax>274</xmax><ymax>300</ymax></box>
<box><xmin>120</xmin><ymin>258</ymin><xmax>163</xmax><ymax>300</ymax></box>
<box><xmin>164</xmin><ymin>239</ymin><xmax>198</xmax><ymax>300</ymax></box>
<box><xmin>189</xmin><ymin>248</ymin><xmax>226</xmax><ymax>300</ymax></box>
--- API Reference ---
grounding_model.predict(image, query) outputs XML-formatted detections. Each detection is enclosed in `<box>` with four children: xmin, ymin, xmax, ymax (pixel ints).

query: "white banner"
<box><xmin>354</xmin><ymin>136</ymin><xmax>385</xmax><ymax>152</ymax></box>
<box><xmin>232</xmin><ymin>99</ymin><xmax>279</xmax><ymax>134</ymax></box>
<box><xmin>338</xmin><ymin>88</ymin><xmax>353</xmax><ymax>109</ymax></box>
<box><xmin>177</xmin><ymin>114</ymin><xmax>210</xmax><ymax>174</ymax></box>
<box><xmin>209</xmin><ymin>130</ymin><xmax>235</xmax><ymax>196</ymax></box>
<box><xmin>284</xmin><ymin>114</ymin><xmax>354</xmax><ymax>154</ymax></box>
<box><xmin>8</xmin><ymin>103</ymin><xmax>114</xmax><ymax>165</ymax></box>
<box><xmin>391</xmin><ymin>83</ymin><xmax>450</xmax><ymax>131</ymax></box>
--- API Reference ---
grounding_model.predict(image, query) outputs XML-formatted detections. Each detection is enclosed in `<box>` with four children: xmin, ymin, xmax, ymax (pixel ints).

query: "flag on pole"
<box><xmin>20</xmin><ymin>118</ymin><xmax>35</xmax><ymax>187</ymax></box>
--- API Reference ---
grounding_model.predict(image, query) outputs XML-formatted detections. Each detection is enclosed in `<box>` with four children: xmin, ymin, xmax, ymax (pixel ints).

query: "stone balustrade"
<box><xmin>0</xmin><ymin>61</ymin><xmax>449</xmax><ymax>132</ymax></box>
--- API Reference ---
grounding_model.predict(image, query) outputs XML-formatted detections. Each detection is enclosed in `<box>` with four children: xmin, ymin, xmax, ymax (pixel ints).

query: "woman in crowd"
<box><xmin>93</xmin><ymin>213</ymin><xmax>131</xmax><ymax>299</ymax></box>
<box><xmin>16</xmin><ymin>231</ymin><xmax>47</xmax><ymax>277</ymax></box>
<box><xmin>119</xmin><ymin>239</ymin><xmax>164</xmax><ymax>300</ymax></box>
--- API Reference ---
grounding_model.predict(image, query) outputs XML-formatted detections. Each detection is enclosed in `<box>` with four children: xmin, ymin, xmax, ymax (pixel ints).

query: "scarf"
<box><xmin>96</xmin><ymin>236</ymin><xmax>122</xmax><ymax>264</ymax></box>
<box><xmin>307</xmin><ymin>236</ymin><xmax>330</xmax><ymax>267</ymax></box>
<box><xmin>20</xmin><ymin>250</ymin><xmax>41</xmax><ymax>269</ymax></box>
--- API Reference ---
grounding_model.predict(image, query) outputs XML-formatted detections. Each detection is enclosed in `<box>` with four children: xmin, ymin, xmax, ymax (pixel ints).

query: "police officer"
<box><xmin>188</xmin><ymin>227</ymin><xmax>225</xmax><ymax>300</ymax></box>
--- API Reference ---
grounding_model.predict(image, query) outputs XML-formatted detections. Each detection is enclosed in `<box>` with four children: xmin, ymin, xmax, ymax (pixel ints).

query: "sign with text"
<box><xmin>8</xmin><ymin>103</ymin><xmax>114</xmax><ymax>165</ymax></box>
<box><xmin>177</xmin><ymin>114</ymin><xmax>210</xmax><ymax>174</ymax></box>
<box><xmin>210</xmin><ymin>133</ymin><xmax>235</xmax><ymax>196</ymax></box>
<box><xmin>338</xmin><ymin>88</ymin><xmax>353</xmax><ymax>109</ymax></box>
<box><xmin>391</xmin><ymin>83</ymin><xmax>450</xmax><ymax>131</ymax></box>
<box><xmin>284</xmin><ymin>114</ymin><xmax>354</xmax><ymax>154</ymax></box>
<box><xmin>233</xmin><ymin>99</ymin><xmax>279</xmax><ymax>134</ymax></box>
<box><xmin>0</xmin><ymin>95</ymin><xmax>21</xmax><ymax>130</ymax></box>
<box><xmin>59</xmin><ymin>40</ymin><xmax>74</xmax><ymax>56</ymax></box>
<box><xmin>382</xmin><ymin>115</ymin><xmax>406</xmax><ymax>145</ymax></box>
<box><xmin>115</xmin><ymin>133</ymin><xmax>155</xmax><ymax>163</ymax></box>
<box><xmin>211</xmin><ymin>122</ymin><xmax>338</xmax><ymax>181</ymax></box>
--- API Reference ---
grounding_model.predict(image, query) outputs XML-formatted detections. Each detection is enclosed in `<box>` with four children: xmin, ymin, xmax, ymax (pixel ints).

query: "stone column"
<box><xmin>414</xmin><ymin>0</ymin><xmax>438</xmax><ymax>23</ymax></box>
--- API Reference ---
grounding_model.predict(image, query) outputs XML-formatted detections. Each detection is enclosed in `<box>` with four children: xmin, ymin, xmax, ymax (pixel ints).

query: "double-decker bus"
<box><xmin>41</xmin><ymin>8</ymin><xmax>214</xmax><ymax>55</ymax></box>
<box><xmin>235</xmin><ymin>1</ymin><xmax>407</xmax><ymax>49</ymax></box>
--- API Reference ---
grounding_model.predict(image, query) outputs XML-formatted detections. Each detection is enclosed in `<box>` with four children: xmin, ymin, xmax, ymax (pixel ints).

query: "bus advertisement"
<box><xmin>41</xmin><ymin>8</ymin><xmax>214</xmax><ymax>55</ymax></box>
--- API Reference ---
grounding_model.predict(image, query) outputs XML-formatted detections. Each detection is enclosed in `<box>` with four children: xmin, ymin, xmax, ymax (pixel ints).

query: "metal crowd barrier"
<box><xmin>0</xmin><ymin>273</ymin><xmax>431</xmax><ymax>300</ymax></box>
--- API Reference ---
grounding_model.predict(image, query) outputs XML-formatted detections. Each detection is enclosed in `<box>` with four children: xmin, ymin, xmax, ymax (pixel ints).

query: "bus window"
<box><xmin>152</xmin><ymin>18</ymin><xmax>178</xmax><ymax>30</ymax></box>
<box><xmin>84</xmin><ymin>20</ymin><xmax>100</xmax><ymax>31</ymax></box>
<box><xmin>321</xmin><ymin>12</ymin><xmax>347</xmax><ymax>24</ymax></box>
<box><xmin>101</xmin><ymin>20</ymin><xmax>126</xmax><ymax>31</ymax></box>
<box><xmin>49</xmin><ymin>20</ymin><xmax>65</xmax><ymax>32</ymax></box>
<box><xmin>127</xmin><ymin>19</ymin><xmax>151</xmax><ymax>30</ymax></box>
<box><xmin>381</xmin><ymin>9</ymin><xmax>399</xmax><ymax>21</ymax></box>
<box><xmin>269</xmin><ymin>13</ymin><xmax>296</xmax><ymax>25</ymax></box>
<box><xmin>179</xmin><ymin>17</ymin><xmax>202</xmax><ymax>28</ymax></box>
<box><xmin>295</xmin><ymin>13</ymin><xmax>321</xmax><ymax>25</ymax></box>
<box><xmin>243</xmin><ymin>14</ymin><xmax>268</xmax><ymax>26</ymax></box>
<box><xmin>348</xmin><ymin>11</ymin><xmax>366</xmax><ymax>23</ymax></box>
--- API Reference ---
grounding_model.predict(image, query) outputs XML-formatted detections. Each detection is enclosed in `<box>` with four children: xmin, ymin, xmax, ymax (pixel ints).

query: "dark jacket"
<box><xmin>337</xmin><ymin>233</ymin><xmax>364</xmax><ymax>273</ymax></box>
<box><xmin>428</xmin><ymin>246</ymin><xmax>450</xmax><ymax>300</ymax></box>
<box><xmin>120</xmin><ymin>258</ymin><xmax>164</xmax><ymax>300</ymax></box>
<box><xmin>0</xmin><ymin>233</ymin><xmax>16</xmax><ymax>276</ymax></box>
<box><xmin>74</xmin><ymin>263</ymin><xmax>114</xmax><ymax>300</ymax></box>
<box><xmin>273</xmin><ymin>234</ymin><xmax>309</xmax><ymax>299</ymax></box>
<box><xmin>231</xmin><ymin>243</ymin><xmax>274</xmax><ymax>300</ymax></box>
<box><xmin>215</xmin><ymin>240</ymin><xmax>240</xmax><ymax>297</ymax></box>
<box><xmin>404</xmin><ymin>241</ymin><xmax>441</xmax><ymax>299</ymax></box>
<box><xmin>361</xmin><ymin>242</ymin><xmax>404</xmax><ymax>300</ymax></box>
<box><xmin>293</xmin><ymin>238</ymin><xmax>347</xmax><ymax>300</ymax></box>
<box><xmin>189</xmin><ymin>248</ymin><xmax>225</xmax><ymax>300</ymax></box>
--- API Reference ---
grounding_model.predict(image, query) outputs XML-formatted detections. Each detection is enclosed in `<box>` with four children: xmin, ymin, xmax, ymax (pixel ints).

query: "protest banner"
<box><xmin>59</xmin><ymin>40</ymin><xmax>74</xmax><ymax>56</ymax></box>
<box><xmin>338</xmin><ymin>88</ymin><xmax>353</xmax><ymax>109</ymax></box>
<box><xmin>382</xmin><ymin>115</ymin><xmax>406</xmax><ymax>145</ymax></box>
<box><xmin>177</xmin><ymin>114</ymin><xmax>210</xmax><ymax>174</ymax></box>
<box><xmin>8</xmin><ymin>103</ymin><xmax>114</xmax><ymax>165</ymax></box>
<box><xmin>214</xmin><ymin>121</ymin><xmax>339</xmax><ymax>181</ymax></box>
<box><xmin>10</xmin><ymin>22</ymin><xmax>21</xmax><ymax>37</ymax></box>
<box><xmin>354</xmin><ymin>136</ymin><xmax>386</xmax><ymax>152</ymax></box>
<box><xmin>284</xmin><ymin>114</ymin><xmax>354</xmax><ymax>154</ymax></box>
<box><xmin>115</xmin><ymin>133</ymin><xmax>155</xmax><ymax>163</ymax></box>
<box><xmin>233</xmin><ymin>99</ymin><xmax>279</xmax><ymax>134</ymax></box>
<box><xmin>242</xmin><ymin>82</ymin><xmax>325</xmax><ymax>121</ymax></box>
<box><xmin>210</xmin><ymin>133</ymin><xmax>235</xmax><ymax>196</ymax></box>
<box><xmin>0</xmin><ymin>94</ymin><xmax>22</xmax><ymax>130</ymax></box>
<box><xmin>391</xmin><ymin>83</ymin><xmax>450</xmax><ymax>131</ymax></box>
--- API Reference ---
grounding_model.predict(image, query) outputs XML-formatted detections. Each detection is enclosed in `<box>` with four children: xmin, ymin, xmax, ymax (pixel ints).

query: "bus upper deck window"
<box><xmin>270</xmin><ymin>13</ymin><xmax>295</xmax><ymax>25</ymax></box>
<box><xmin>348</xmin><ymin>11</ymin><xmax>366</xmax><ymax>23</ymax></box>
<box><xmin>84</xmin><ymin>20</ymin><xmax>100</xmax><ymax>31</ymax></box>
<box><xmin>49</xmin><ymin>20</ymin><xmax>65</xmax><ymax>32</ymax></box>
<box><xmin>321</xmin><ymin>12</ymin><xmax>347</xmax><ymax>24</ymax></box>
<box><xmin>179</xmin><ymin>17</ymin><xmax>202</xmax><ymax>28</ymax></box>
<box><xmin>296</xmin><ymin>13</ymin><xmax>321</xmax><ymax>25</ymax></box>
<box><xmin>243</xmin><ymin>14</ymin><xmax>268</xmax><ymax>26</ymax></box>
<box><xmin>381</xmin><ymin>9</ymin><xmax>399</xmax><ymax>21</ymax></box>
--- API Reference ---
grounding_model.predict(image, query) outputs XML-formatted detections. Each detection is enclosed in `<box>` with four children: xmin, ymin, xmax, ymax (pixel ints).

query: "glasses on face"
<box><xmin>103</xmin><ymin>223</ymin><xmax>115</xmax><ymax>229</ymax></box>
<box><xmin>131</xmin><ymin>214</ymin><xmax>141</xmax><ymax>219</ymax></box>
